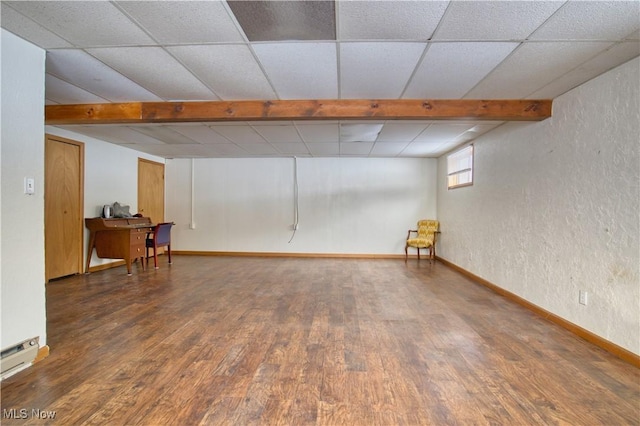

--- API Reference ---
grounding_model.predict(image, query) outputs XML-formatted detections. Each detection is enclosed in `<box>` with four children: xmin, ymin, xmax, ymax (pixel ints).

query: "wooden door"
<box><xmin>45</xmin><ymin>135</ymin><xmax>84</xmax><ymax>281</ymax></box>
<box><xmin>138</xmin><ymin>158</ymin><xmax>165</xmax><ymax>224</ymax></box>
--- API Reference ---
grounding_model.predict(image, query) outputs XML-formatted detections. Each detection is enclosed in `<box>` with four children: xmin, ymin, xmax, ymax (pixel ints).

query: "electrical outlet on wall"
<box><xmin>579</xmin><ymin>290</ymin><xmax>588</xmax><ymax>305</ymax></box>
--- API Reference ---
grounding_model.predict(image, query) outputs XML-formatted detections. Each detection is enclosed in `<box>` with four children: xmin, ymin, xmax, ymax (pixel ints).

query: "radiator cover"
<box><xmin>1</xmin><ymin>338</ymin><xmax>39</xmax><ymax>378</ymax></box>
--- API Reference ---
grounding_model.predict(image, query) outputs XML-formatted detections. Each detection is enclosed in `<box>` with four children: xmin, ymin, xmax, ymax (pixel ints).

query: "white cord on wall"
<box><xmin>288</xmin><ymin>156</ymin><xmax>299</xmax><ymax>243</ymax></box>
<box><xmin>190</xmin><ymin>158</ymin><xmax>196</xmax><ymax>229</ymax></box>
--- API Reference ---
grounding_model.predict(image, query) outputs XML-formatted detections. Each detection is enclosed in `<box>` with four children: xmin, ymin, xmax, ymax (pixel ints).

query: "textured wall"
<box><xmin>166</xmin><ymin>157</ymin><xmax>437</xmax><ymax>255</ymax></box>
<box><xmin>437</xmin><ymin>58</ymin><xmax>640</xmax><ymax>354</ymax></box>
<box><xmin>1</xmin><ymin>30</ymin><xmax>47</xmax><ymax>349</ymax></box>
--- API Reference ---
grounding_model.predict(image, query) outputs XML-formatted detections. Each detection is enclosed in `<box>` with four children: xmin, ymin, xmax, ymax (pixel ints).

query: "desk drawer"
<box><xmin>130</xmin><ymin>244</ymin><xmax>145</xmax><ymax>259</ymax></box>
<box><xmin>130</xmin><ymin>230</ymin><xmax>147</xmax><ymax>245</ymax></box>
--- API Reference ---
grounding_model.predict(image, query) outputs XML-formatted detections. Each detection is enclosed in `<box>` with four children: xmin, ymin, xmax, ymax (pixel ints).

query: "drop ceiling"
<box><xmin>2</xmin><ymin>0</ymin><xmax>638</xmax><ymax>158</ymax></box>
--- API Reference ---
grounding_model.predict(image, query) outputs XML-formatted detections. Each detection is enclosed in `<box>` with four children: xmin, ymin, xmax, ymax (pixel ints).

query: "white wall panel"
<box><xmin>166</xmin><ymin>157</ymin><xmax>436</xmax><ymax>255</ymax></box>
<box><xmin>437</xmin><ymin>58</ymin><xmax>640</xmax><ymax>354</ymax></box>
<box><xmin>1</xmin><ymin>30</ymin><xmax>47</xmax><ymax>349</ymax></box>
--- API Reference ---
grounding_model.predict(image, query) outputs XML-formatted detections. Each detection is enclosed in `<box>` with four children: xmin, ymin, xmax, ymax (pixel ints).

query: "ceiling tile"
<box><xmin>227</xmin><ymin>0</ymin><xmax>335</xmax><ymax>41</ymax></box>
<box><xmin>167</xmin><ymin>45</ymin><xmax>276</xmax><ymax>100</ymax></box>
<box><xmin>130</xmin><ymin>144</ymin><xmax>219</xmax><ymax>158</ymax></box>
<box><xmin>207</xmin><ymin>144</ymin><xmax>251</xmax><ymax>157</ymax></box>
<box><xmin>529</xmin><ymin>41</ymin><xmax>640</xmax><ymax>99</ymax></box>
<box><xmin>466</xmin><ymin>41</ymin><xmax>614</xmax><ymax>99</ymax></box>
<box><xmin>168</xmin><ymin>125</ymin><xmax>232</xmax><ymax>145</ymax></box>
<box><xmin>1</xmin><ymin>3</ymin><xmax>73</xmax><ymax>48</ymax></box>
<box><xmin>131</xmin><ymin>126</ymin><xmax>199</xmax><ymax>145</ymax></box>
<box><xmin>434</xmin><ymin>141</ymin><xmax>466</xmax><ymax>155</ymax></box>
<box><xmin>340</xmin><ymin>124</ymin><xmax>383</xmax><ymax>142</ymax></box>
<box><xmin>58</xmin><ymin>126</ymin><xmax>165</xmax><ymax>145</ymax></box>
<box><xmin>404</xmin><ymin>42</ymin><xmax>518</xmax><ymax>99</ymax></box>
<box><xmin>213</xmin><ymin>126</ymin><xmax>268</xmax><ymax>144</ymax></box>
<box><xmin>272</xmin><ymin>143</ymin><xmax>310</xmax><ymax>156</ymax></box>
<box><xmin>308</xmin><ymin>143</ymin><xmax>340</xmax><ymax>156</ymax></box>
<box><xmin>45</xmin><ymin>75</ymin><xmax>108</xmax><ymax>104</ymax></box>
<box><xmin>337</xmin><ymin>1</ymin><xmax>448</xmax><ymax>40</ymax></box>
<box><xmin>252</xmin><ymin>42</ymin><xmax>338</xmax><ymax>99</ymax></box>
<box><xmin>46</xmin><ymin>50</ymin><xmax>162</xmax><ymax>102</ymax></box>
<box><xmin>340</xmin><ymin>142</ymin><xmax>373</xmax><ymax>155</ymax></box>
<box><xmin>529</xmin><ymin>1</ymin><xmax>640</xmax><ymax>41</ymax></box>
<box><xmin>375</xmin><ymin>123</ymin><xmax>428</xmax><ymax>142</ymax></box>
<box><xmin>370</xmin><ymin>142</ymin><xmax>410</xmax><ymax>157</ymax></box>
<box><xmin>433</xmin><ymin>1</ymin><xmax>564</xmax><ymax>41</ymax></box>
<box><xmin>401</xmin><ymin>142</ymin><xmax>443</xmax><ymax>157</ymax></box>
<box><xmin>115</xmin><ymin>1</ymin><xmax>245</xmax><ymax>44</ymax></box>
<box><xmin>236</xmin><ymin>144</ymin><xmax>279</xmax><ymax>155</ymax></box>
<box><xmin>296</xmin><ymin>123</ymin><xmax>339</xmax><ymax>143</ymax></box>
<box><xmin>252</xmin><ymin>124</ymin><xmax>303</xmax><ymax>143</ymax></box>
<box><xmin>5</xmin><ymin>1</ymin><xmax>154</xmax><ymax>46</ymax></box>
<box><xmin>340</xmin><ymin>42</ymin><xmax>426</xmax><ymax>98</ymax></box>
<box><xmin>87</xmin><ymin>47</ymin><xmax>217</xmax><ymax>101</ymax></box>
<box><xmin>413</xmin><ymin>124</ymin><xmax>473</xmax><ymax>143</ymax></box>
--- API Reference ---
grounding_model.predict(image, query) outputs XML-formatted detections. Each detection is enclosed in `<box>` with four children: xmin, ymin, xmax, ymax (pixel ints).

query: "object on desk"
<box><xmin>85</xmin><ymin>217</ymin><xmax>153</xmax><ymax>275</ymax></box>
<box><xmin>112</xmin><ymin>201</ymin><xmax>132</xmax><ymax>218</ymax></box>
<box><xmin>146</xmin><ymin>222</ymin><xmax>174</xmax><ymax>269</ymax></box>
<box><xmin>102</xmin><ymin>204</ymin><xmax>113</xmax><ymax>218</ymax></box>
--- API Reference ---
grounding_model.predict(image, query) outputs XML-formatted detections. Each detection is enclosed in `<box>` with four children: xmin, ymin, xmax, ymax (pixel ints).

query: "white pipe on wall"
<box><xmin>190</xmin><ymin>158</ymin><xmax>195</xmax><ymax>229</ymax></box>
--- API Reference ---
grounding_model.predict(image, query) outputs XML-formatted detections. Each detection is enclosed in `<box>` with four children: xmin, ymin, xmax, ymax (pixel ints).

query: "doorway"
<box><xmin>44</xmin><ymin>135</ymin><xmax>84</xmax><ymax>281</ymax></box>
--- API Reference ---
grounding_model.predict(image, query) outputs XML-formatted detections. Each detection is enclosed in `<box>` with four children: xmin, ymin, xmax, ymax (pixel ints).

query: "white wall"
<box><xmin>1</xmin><ymin>30</ymin><xmax>47</xmax><ymax>349</ymax></box>
<box><xmin>167</xmin><ymin>157</ymin><xmax>437</xmax><ymax>255</ymax></box>
<box><xmin>45</xmin><ymin>127</ymin><xmax>164</xmax><ymax>269</ymax></box>
<box><xmin>437</xmin><ymin>58</ymin><xmax>640</xmax><ymax>354</ymax></box>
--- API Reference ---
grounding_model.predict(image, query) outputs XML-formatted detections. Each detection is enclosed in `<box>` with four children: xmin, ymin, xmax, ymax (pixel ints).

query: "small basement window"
<box><xmin>447</xmin><ymin>145</ymin><xmax>473</xmax><ymax>189</ymax></box>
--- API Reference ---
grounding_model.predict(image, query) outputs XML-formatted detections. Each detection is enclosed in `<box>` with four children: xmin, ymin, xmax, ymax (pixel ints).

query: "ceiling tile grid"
<box><xmin>166</xmin><ymin>44</ymin><xmax>277</xmax><ymax>100</ymax></box>
<box><xmin>86</xmin><ymin>47</ymin><xmax>219</xmax><ymax>101</ymax></box>
<box><xmin>46</xmin><ymin>50</ymin><xmax>163</xmax><ymax>102</ymax></box>
<box><xmin>114</xmin><ymin>1</ymin><xmax>246</xmax><ymax>44</ymax></box>
<box><xmin>2</xmin><ymin>0</ymin><xmax>638</xmax><ymax>158</ymax></box>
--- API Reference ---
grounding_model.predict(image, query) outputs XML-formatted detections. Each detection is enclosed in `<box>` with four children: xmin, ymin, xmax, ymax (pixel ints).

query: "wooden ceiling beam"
<box><xmin>45</xmin><ymin>99</ymin><xmax>552</xmax><ymax>125</ymax></box>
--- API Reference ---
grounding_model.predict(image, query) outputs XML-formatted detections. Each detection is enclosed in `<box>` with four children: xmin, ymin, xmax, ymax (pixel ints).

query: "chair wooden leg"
<box><xmin>167</xmin><ymin>245</ymin><xmax>172</xmax><ymax>264</ymax></box>
<box><xmin>154</xmin><ymin>245</ymin><xmax>159</xmax><ymax>269</ymax></box>
<box><xmin>404</xmin><ymin>244</ymin><xmax>408</xmax><ymax>262</ymax></box>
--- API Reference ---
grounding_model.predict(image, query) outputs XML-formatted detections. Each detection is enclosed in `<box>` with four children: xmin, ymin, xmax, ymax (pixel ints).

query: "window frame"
<box><xmin>447</xmin><ymin>144</ymin><xmax>474</xmax><ymax>190</ymax></box>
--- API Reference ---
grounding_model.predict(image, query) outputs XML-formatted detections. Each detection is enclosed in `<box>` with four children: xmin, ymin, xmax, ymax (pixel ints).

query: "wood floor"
<box><xmin>2</xmin><ymin>256</ymin><xmax>638</xmax><ymax>425</ymax></box>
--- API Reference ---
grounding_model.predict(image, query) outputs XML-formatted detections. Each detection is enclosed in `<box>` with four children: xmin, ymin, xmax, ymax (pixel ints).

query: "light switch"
<box><xmin>24</xmin><ymin>177</ymin><xmax>35</xmax><ymax>195</ymax></box>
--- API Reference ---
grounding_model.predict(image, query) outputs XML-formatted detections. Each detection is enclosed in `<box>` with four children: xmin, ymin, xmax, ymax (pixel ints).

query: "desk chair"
<box><xmin>146</xmin><ymin>222</ymin><xmax>174</xmax><ymax>269</ymax></box>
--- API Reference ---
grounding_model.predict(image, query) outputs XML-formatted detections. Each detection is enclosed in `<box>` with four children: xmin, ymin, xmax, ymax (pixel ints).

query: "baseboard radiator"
<box><xmin>1</xmin><ymin>337</ymin><xmax>39</xmax><ymax>379</ymax></box>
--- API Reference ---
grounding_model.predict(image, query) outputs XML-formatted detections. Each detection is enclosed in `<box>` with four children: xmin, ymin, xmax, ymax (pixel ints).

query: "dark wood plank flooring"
<box><xmin>2</xmin><ymin>256</ymin><xmax>638</xmax><ymax>425</ymax></box>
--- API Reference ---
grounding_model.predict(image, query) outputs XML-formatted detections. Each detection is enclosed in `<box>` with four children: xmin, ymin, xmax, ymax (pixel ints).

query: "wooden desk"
<box><xmin>85</xmin><ymin>217</ymin><xmax>154</xmax><ymax>275</ymax></box>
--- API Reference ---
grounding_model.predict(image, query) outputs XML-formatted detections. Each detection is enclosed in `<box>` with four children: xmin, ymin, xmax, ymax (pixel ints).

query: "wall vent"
<box><xmin>1</xmin><ymin>337</ymin><xmax>39</xmax><ymax>379</ymax></box>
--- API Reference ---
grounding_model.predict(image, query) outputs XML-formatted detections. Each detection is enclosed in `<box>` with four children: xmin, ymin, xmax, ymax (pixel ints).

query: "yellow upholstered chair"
<box><xmin>405</xmin><ymin>220</ymin><xmax>440</xmax><ymax>262</ymax></box>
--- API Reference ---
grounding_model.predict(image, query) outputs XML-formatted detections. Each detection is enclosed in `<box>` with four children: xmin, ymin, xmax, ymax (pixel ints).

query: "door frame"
<box><xmin>44</xmin><ymin>134</ymin><xmax>85</xmax><ymax>282</ymax></box>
